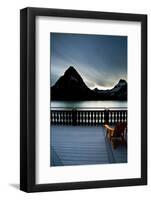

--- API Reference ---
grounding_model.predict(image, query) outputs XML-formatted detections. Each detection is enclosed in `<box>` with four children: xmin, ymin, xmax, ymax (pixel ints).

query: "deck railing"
<box><xmin>51</xmin><ymin>107</ymin><xmax>127</xmax><ymax>126</ymax></box>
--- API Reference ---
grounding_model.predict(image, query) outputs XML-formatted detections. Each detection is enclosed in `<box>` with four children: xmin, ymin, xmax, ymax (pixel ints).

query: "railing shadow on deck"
<box><xmin>51</xmin><ymin>107</ymin><xmax>127</xmax><ymax>126</ymax></box>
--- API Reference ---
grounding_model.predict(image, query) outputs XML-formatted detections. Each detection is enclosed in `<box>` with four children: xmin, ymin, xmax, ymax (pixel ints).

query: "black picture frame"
<box><xmin>20</xmin><ymin>7</ymin><xmax>147</xmax><ymax>192</ymax></box>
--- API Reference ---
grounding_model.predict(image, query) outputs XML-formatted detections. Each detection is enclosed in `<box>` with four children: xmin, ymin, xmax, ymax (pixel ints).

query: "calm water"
<box><xmin>51</xmin><ymin>100</ymin><xmax>127</xmax><ymax>109</ymax></box>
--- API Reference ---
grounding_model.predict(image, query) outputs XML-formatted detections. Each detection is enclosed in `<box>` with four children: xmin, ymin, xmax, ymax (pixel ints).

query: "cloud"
<box><xmin>50</xmin><ymin>33</ymin><xmax>127</xmax><ymax>88</ymax></box>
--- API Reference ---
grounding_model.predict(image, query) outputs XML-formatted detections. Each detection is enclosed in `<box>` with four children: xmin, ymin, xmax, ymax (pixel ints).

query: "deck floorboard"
<box><xmin>51</xmin><ymin>125</ymin><xmax>127</xmax><ymax>166</ymax></box>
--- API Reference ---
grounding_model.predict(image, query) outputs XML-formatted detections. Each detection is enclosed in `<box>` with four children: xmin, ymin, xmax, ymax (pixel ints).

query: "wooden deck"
<box><xmin>50</xmin><ymin>125</ymin><xmax>127</xmax><ymax>166</ymax></box>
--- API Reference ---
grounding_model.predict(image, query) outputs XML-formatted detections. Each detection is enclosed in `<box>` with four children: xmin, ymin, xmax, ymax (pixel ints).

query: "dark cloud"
<box><xmin>50</xmin><ymin>33</ymin><xmax>127</xmax><ymax>89</ymax></box>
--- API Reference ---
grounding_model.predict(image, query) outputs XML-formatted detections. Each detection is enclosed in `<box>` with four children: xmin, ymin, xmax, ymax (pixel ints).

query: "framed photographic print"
<box><xmin>20</xmin><ymin>7</ymin><xmax>147</xmax><ymax>192</ymax></box>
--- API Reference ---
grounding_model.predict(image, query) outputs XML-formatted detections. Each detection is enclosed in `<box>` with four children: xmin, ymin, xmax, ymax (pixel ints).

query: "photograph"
<box><xmin>20</xmin><ymin>7</ymin><xmax>147</xmax><ymax>192</ymax></box>
<box><xmin>50</xmin><ymin>32</ymin><xmax>128</xmax><ymax>166</ymax></box>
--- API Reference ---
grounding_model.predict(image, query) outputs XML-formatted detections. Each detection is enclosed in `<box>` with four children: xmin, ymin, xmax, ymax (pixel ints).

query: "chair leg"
<box><xmin>121</xmin><ymin>136</ymin><xmax>127</xmax><ymax>146</ymax></box>
<box><xmin>111</xmin><ymin>138</ymin><xmax>117</xmax><ymax>149</ymax></box>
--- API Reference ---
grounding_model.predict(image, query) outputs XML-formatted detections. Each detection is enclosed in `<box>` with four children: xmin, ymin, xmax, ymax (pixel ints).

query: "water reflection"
<box><xmin>51</xmin><ymin>100</ymin><xmax>127</xmax><ymax>109</ymax></box>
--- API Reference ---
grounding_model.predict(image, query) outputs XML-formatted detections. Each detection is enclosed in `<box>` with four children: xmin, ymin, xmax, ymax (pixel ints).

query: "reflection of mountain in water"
<box><xmin>51</xmin><ymin>66</ymin><xmax>127</xmax><ymax>101</ymax></box>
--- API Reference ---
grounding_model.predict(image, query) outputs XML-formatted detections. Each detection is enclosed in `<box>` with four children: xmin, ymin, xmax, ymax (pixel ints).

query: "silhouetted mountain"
<box><xmin>51</xmin><ymin>66</ymin><xmax>95</xmax><ymax>100</ymax></box>
<box><xmin>109</xmin><ymin>79</ymin><xmax>127</xmax><ymax>99</ymax></box>
<box><xmin>51</xmin><ymin>66</ymin><xmax>127</xmax><ymax>100</ymax></box>
<box><xmin>93</xmin><ymin>79</ymin><xmax>127</xmax><ymax>100</ymax></box>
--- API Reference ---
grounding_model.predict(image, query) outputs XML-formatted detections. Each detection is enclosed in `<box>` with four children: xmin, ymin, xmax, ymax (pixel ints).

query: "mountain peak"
<box><xmin>51</xmin><ymin>66</ymin><xmax>93</xmax><ymax>100</ymax></box>
<box><xmin>63</xmin><ymin>66</ymin><xmax>84</xmax><ymax>83</ymax></box>
<box><xmin>118</xmin><ymin>79</ymin><xmax>127</xmax><ymax>84</ymax></box>
<box><xmin>64</xmin><ymin>66</ymin><xmax>79</xmax><ymax>76</ymax></box>
<box><xmin>66</xmin><ymin>66</ymin><xmax>76</xmax><ymax>72</ymax></box>
<box><xmin>113</xmin><ymin>79</ymin><xmax>127</xmax><ymax>88</ymax></box>
<box><xmin>52</xmin><ymin>66</ymin><xmax>89</xmax><ymax>90</ymax></box>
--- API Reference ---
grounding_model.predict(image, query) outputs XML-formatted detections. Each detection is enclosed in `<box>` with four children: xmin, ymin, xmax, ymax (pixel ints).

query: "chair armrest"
<box><xmin>104</xmin><ymin>124</ymin><xmax>115</xmax><ymax>137</ymax></box>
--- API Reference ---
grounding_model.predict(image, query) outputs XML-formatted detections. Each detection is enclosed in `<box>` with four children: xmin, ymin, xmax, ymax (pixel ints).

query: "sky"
<box><xmin>50</xmin><ymin>33</ymin><xmax>127</xmax><ymax>90</ymax></box>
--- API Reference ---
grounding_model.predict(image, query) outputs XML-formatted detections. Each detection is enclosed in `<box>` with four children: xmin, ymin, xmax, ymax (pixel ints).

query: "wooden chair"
<box><xmin>104</xmin><ymin>122</ymin><xmax>127</xmax><ymax>149</ymax></box>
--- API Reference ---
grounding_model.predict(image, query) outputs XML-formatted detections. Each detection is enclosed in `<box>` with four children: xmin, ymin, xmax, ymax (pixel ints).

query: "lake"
<box><xmin>51</xmin><ymin>100</ymin><xmax>127</xmax><ymax>110</ymax></box>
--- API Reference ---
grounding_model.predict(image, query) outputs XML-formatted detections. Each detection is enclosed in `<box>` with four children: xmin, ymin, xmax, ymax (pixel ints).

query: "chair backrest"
<box><xmin>114</xmin><ymin>122</ymin><xmax>127</xmax><ymax>137</ymax></box>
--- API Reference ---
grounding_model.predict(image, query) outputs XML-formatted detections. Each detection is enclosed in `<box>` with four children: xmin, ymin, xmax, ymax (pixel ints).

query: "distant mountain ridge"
<box><xmin>51</xmin><ymin>66</ymin><xmax>127</xmax><ymax>100</ymax></box>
